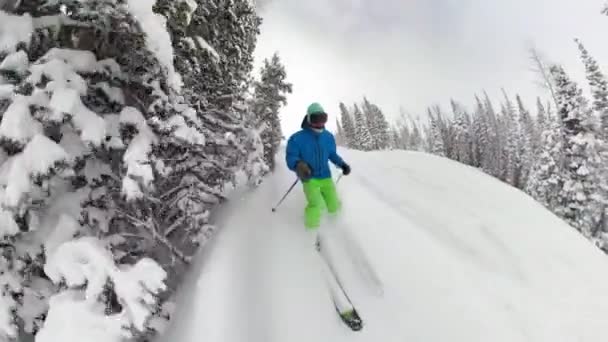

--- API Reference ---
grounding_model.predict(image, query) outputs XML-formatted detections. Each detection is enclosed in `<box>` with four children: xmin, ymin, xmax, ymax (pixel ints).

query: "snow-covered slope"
<box><xmin>158</xmin><ymin>149</ymin><xmax>608</xmax><ymax>342</ymax></box>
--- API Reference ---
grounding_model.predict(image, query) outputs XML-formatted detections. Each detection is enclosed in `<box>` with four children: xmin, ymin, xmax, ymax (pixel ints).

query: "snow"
<box><xmin>43</xmin><ymin>48</ymin><xmax>98</xmax><ymax>73</ymax></box>
<box><xmin>126</xmin><ymin>0</ymin><xmax>182</xmax><ymax>91</ymax></box>
<box><xmin>120</xmin><ymin>106</ymin><xmax>146</xmax><ymax>127</ymax></box>
<box><xmin>44</xmin><ymin>214</ymin><xmax>81</xmax><ymax>256</ymax></box>
<box><xmin>3</xmin><ymin>134</ymin><xmax>69</xmax><ymax>207</ymax></box>
<box><xmin>36</xmin><ymin>291</ymin><xmax>127</xmax><ymax>342</ymax></box>
<box><xmin>50</xmin><ymin>87</ymin><xmax>80</xmax><ymax>114</ymax></box>
<box><xmin>169</xmin><ymin>115</ymin><xmax>205</xmax><ymax>145</ymax></box>
<box><xmin>103</xmin><ymin>114</ymin><xmax>125</xmax><ymax>149</ymax></box>
<box><xmin>0</xmin><ymin>50</ymin><xmax>29</xmax><ymax>74</ymax></box>
<box><xmin>0</xmin><ymin>98</ymin><xmax>42</xmax><ymax>145</ymax></box>
<box><xmin>119</xmin><ymin>106</ymin><xmax>157</xmax><ymax>198</ymax></box>
<box><xmin>0</xmin><ymin>11</ymin><xmax>34</xmax><ymax>53</ymax></box>
<box><xmin>160</xmin><ymin>149</ymin><xmax>608</xmax><ymax>342</ymax></box>
<box><xmin>195</xmin><ymin>36</ymin><xmax>220</xmax><ymax>60</ymax></box>
<box><xmin>0</xmin><ymin>209</ymin><xmax>19</xmax><ymax>239</ymax></box>
<box><xmin>184</xmin><ymin>0</ymin><xmax>198</xmax><ymax>25</ymax></box>
<box><xmin>42</xmin><ymin>237</ymin><xmax>167</xmax><ymax>335</ymax></box>
<box><xmin>0</xmin><ymin>84</ymin><xmax>14</xmax><ymax>99</ymax></box>
<box><xmin>28</xmin><ymin>59</ymin><xmax>88</xmax><ymax>95</ymax></box>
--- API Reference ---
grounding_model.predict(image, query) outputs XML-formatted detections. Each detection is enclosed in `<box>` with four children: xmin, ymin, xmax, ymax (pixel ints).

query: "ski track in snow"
<box><xmin>159</xmin><ymin>149</ymin><xmax>608</xmax><ymax>342</ymax></box>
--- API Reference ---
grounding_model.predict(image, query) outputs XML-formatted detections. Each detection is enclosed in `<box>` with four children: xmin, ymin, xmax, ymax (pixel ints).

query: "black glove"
<box><xmin>341</xmin><ymin>162</ymin><xmax>351</xmax><ymax>176</ymax></box>
<box><xmin>296</xmin><ymin>161</ymin><xmax>311</xmax><ymax>179</ymax></box>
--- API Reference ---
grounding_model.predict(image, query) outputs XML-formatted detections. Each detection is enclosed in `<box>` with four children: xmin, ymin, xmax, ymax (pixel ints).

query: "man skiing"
<box><xmin>285</xmin><ymin>102</ymin><xmax>351</xmax><ymax>229</ymax></box>
<box><xmin>284</xmin><ymin>103</ymin><xmax>362</xmax><ymax>331</ymax></box>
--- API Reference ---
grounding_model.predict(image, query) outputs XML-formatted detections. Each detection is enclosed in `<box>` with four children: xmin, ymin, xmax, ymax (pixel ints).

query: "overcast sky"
<box><xmin>253</xmin><ymin>0</ymin><xmax>608</xmax><ymax>136</ymax></box>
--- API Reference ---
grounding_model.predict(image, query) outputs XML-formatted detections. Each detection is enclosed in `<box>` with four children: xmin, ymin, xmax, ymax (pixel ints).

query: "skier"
<box><xmin>285</xmin><ymin>102</ymin><xmax>351</xmax><ymax>230</ymax></box>
<box><xmin>285</xmin><ymin>103</ymin><xmax>362</xmax><ymax>331</ymax></box>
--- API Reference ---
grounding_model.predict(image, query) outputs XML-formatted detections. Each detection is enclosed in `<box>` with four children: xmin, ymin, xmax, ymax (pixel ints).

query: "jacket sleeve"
<box><xmin>328</xmin><ymin>134</ymin><xmax>345</xmax><ymax>167</ymax></box>
<box><xmin>285</xmin><ymin>135</ymin><xmax>300</xmax><ymax>171</ymax></box>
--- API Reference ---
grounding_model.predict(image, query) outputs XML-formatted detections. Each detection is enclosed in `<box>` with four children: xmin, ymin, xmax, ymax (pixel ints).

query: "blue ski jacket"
<box><xmin>285</xmin><ymin>116</ymin><xmax>346</xmax><ymax>180</ymax></box>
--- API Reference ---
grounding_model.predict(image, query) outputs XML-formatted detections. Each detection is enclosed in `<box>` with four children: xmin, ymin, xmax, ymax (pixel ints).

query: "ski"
<box><xmin>316</xmin><ymin>235</ymin><xmax>364</xmax><ymax>331</ymax></box>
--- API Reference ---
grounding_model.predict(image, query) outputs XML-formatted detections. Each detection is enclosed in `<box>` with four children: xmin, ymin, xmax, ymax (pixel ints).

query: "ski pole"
<box><xmin>271</xmin><ymin>178</ymin><xmax>299</xmax><ymax>212</ymax></box>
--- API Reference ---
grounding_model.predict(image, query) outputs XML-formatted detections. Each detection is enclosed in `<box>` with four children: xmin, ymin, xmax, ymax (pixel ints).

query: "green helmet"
<box><xmin>305</xmin><ymin>102</ymin><xmax>328</xmax><ymax>128</ymax></box>
<box><xmin>307</xmin><ymin>102</ymin><xmax>325</xmax><ymax>116</ymax></box>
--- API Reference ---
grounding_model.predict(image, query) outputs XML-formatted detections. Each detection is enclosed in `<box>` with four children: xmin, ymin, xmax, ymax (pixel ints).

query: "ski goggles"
<box><xmin>309</xmin><ymin>112</ymin><xmax>328</xmax><ymax>127</ymax></box>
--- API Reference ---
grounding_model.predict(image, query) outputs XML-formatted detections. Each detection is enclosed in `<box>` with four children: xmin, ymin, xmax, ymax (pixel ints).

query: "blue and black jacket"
<box><xmin>285</xmin><ymin>116</ymin><xmax>346</xmax><ymax>179</ymax></box>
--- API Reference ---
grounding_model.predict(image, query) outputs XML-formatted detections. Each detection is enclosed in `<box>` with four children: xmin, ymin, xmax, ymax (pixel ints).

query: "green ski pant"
<box><xmin>302</xmin><ymin>177</ymin><xmax>341</xmax><ymax>229</ymax></box>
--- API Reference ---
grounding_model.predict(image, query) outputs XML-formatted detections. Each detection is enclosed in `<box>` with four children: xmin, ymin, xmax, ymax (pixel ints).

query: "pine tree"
<box><xmin>482</xmin><ymin>92</ymin><xmax>502</xmax><ymax>178</ymax></box>
<box><xmin>517</xmin><ymin>94</ymin><xmax>536</xmax><ymax>187</ymax></box>
<box><xmin>536</xmin><ymin>97</ymin><xmax>548</xmax><ymax>136</ymax></box>
<box><xmin>251</xmin><ymin>52</ymin><xmax>293</xmax><ymax>172</ymax></box>
<box><xmin>502</xmin><ymin>91</ymin><xmax>523</xmax><ymax>187</ymax></box>
<box><xmin>371</xmin><ymin>103</ymin><xmax>391</xmax><ymax>150</ymax></box>
<box><xmin>0</xmin><ymin>0</ymin><xmax>265</xmax><ymax>340</ymax></box>
<box><xmin>451</xmin><ymin>100</ymin><xmax>472</xmax><ymax>165</ymax></box>
<box><xmin>0</xmin><ymin>1</ymin><xmax>203</xmax><ymax>339</ymax></box>
<box><xmin>360</xmin><ymin>97</ymin><xmax>390</xmax><ymax>150</ymax></box>
<box><xmin>526</xmin><ymin>119</ymin><xmax>563</xmax><ymax>210</ymax></box>
<box><xmin>339</xmin><ymin>102</ymin><xmax>356</xmax><ymax>148</ymax></box>
<box><xmin>335</xmin><ymin>118</ymin><xmax>345</xmax><ymax>146</ymax></box>
<box><xmin>409</xmin><ymin>118</ymin><xmax>423</xmax><ymax>151</ymax></box>
<box><xmin>428</xmin><ymin>113</ymin><xmax>446</xmax><ymax>157</ymax></box>
<box><xmin>551</xmin><ymin>65</ymin><xmax>606</xmax><ymax>238</ymax></box>
<box><xmin>575</xmin><ymin>38</ymin><xmax>608</xmax><ymax>142</ymax></box>
<box><xmin>472</xmin><ymin>95</ymin><xmax>490</xmax><ymax>170</ymax></box>
<box><xmin>353</xmin><ymin>104</ymin><xmax>373</xmax><ymax>150</ymax></box>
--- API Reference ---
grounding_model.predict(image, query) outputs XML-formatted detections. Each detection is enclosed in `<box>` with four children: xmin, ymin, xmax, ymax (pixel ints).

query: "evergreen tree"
<box><xmin>472</xmin><ymin>95</ymin><xmax>490</xmax><ymax>170</ymax></box>
<box><xmin>502</xmin><ymin>91</ymin><xmax>523</xmax><ymax>187</ymax></box>
<box><xmin>526</xmin><ymin>119</ymin><xmax>563</xmax><ymax>210</ymax></box>
<box><xmin>0</xmin><ymin>1</ymin><xmax>205</xmax><ymax>339</ymax></box>
<box><xmin>0</xmin><ymin>0</ymin><xmax>266</xmax><ymax>340</ymax></box>
<box><xmin>408</xmin><ymin>118</ymin><xmax>423</xmax><ymax>151</ymax></box>
<box><xmin>428</xmin><ymin>114</ymin><xmax>446</xmax><ymax>157</ymax></box>
<box><xmin>361</xmin><ymin>97</ymin><xmax>390</xmax><ymax>150</ymax></box>
<box><xmin>517</xmin><ymin>94</ymin><xmax>536</xmax><ymax>186</ymax></box>
<box><xmin>339</xmin><ymin>102</ymin><xmax>356</xmax><ymax>148</ymax></box>
<box><xmin>551</xmin><ymin>65</ymin><xmax>606</xmax><ymax>238</ymax></box>
<box><xmin>575</xmin><ymin>38</ymin><xmax>608</xmax><ymax>142</ymax></box>
<box><xmin>353</xmin><ymin>104</ymin><xmax>373</xmax><ymax>150</ymax></box>
<box><xmin>250</xmin><ymin>52</ymin><xmax>293</xmax><ymax>172</ymax></box>
<box><xmin>450</xmin><ymin>100</ymin><xmax>472</xmax><ymax>164</ymax></box>
<box><xmin>335</xmin><ymin>118</ymin><xmax>345</xmax><ymax>146</ymax></box>
<box><xmin>536</xmin><ymin>97</ymin><xmax>548</xmax><ymax>135</ymax></box>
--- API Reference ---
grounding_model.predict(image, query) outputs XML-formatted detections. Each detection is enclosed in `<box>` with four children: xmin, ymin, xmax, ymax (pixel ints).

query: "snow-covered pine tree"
<box><xmin>472</xmin><ymin>95</ymin><xmax>490</xmax><ymax>170</ymax></box>
<box><xmin>250</xmin><ymin>52</ymin><xmax>292</xmax><ymax>172</ymax></box>
<box><xmin>526</xmin><ymin>119</ymin><xmax>563</xmax><ymax>211</ymax></box>
<box><xmin>335</xmin><ymin>118</ymin><xmax>345</xmax><ymax>146</ymax></box>
<box><xmin>352</xmin><ymin>104</ymin><xmax>373</xmax><ymax>151</ymax></box>
<box><xmin>361</xmin><ymin>97</ymin><xmax>379</xmax><ymax>149</ymax></box>
<box><xmin>516</xmin><ymin>94</ymin><xmax>536</xmax><ymax>187</ymax></box>
<box><xmin>0</xmin><ymin>1</ymin><xmax>211</xmax><ymax>339</ymax></box>
<box><xmin>482</xmin><ymin>91</ymin><xmax>502</xmax><ymax>178</ymax></box>
<box><xmin>551</xmin><ymin>65</ymin><xmax>607</xmax><ymax>239</ymax></box>
<box><xmin>428</xmin><ymin>112</ymin><xmax>446</xmax><ymax>157</ymax></box>
<box><xmin>156</xmin><ymin>0</ymin><xmax>267</xmax><ymax>189</ymax></box>
<box><xmin>536</xmin><ymin>97</ymin><xmax>548</xmax><ymax>137</ymax></box>
<box><xmin>501</xmin><ymin>91</ymin><xmax>523</xmax><ymax>187</ymax></box>
<box><xmin>370</xmin><ymin>103</ymin><xmax>391</xmax><ymax>150</ymax></box>
<box><xmin>361</xmin><ymin>97</ymin><xmax>390</xmax><ymax>150</ymax></box>
<box><xmin>450</xmin><ymin>100</ymin><xmax>472</xmax><ymax>165</ymax></box>
<box><xmin>339</xmin><ymin>102</ymin><xmax>356</xmax><ymax>149</ymax></box>
<box><xmin>575</xmin><ymin>38</ymin><xmax>608</xmax><ymax>143</ymax></box>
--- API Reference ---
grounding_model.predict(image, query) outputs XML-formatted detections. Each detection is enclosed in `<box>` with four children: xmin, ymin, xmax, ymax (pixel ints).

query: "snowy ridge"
<box><xmin>160</xmin><ymin>149</ymin><xmax>608</xmax><ymax>342</ymax></box>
